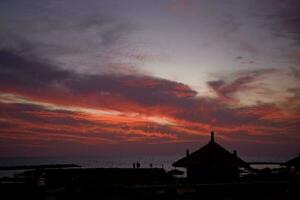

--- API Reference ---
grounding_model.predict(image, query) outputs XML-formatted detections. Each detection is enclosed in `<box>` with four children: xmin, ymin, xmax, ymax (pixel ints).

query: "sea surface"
<box><xmin>0</xmin><ymin>155</ymin><xmax>179</xmax><ymax>178</ymax></box>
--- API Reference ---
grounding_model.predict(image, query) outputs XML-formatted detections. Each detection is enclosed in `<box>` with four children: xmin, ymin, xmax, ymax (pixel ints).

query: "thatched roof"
<box><xmin>285</xmin><ymin>154</ymin><xmax>300</xmax><ymax>168</ymax></box>
<box><xmin>173</xmin><ymin>132</ymin><xmax>249</xmax><ymax>169</ymax></box>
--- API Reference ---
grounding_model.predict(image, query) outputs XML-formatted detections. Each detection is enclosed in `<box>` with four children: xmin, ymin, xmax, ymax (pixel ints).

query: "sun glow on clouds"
<box><xmin>0</xmin><ymin>55</ymin><xmax>299</xmax><ymax>152</ymax></box>
<box><xmin>0</xmin><ymin>93</ymin><xmax>176</xmax><ymax>126</ymax></box>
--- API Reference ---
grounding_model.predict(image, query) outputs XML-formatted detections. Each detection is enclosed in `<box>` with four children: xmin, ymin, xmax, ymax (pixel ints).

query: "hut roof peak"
<box><xmin>210</xmin><ymin>131</ymin><xmax>215</xmax><ymax>143</ymax></box>
<box><xmin>173</xmin><ymin>131</ymin><xmax>249</xmax><ymax>168</ymax></box>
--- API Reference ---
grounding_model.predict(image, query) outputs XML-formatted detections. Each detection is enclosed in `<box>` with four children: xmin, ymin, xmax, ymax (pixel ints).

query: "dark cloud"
<box><xmin>207</xmin><ymin>69</ymin><xmax>277</xmax><ymax>104</ymax></box>
<box><xmin>208</xmin><ymin>76</ymin><xmax>254</xmax><ymax>103</ymax></box>
<box><xmin>268</xmin><ymin>0</ymin><xmax>300</xmax><ymax>44</ymax></box>
<box><xmin>0</xmin><ymin>50</ymin><xmax>71</xmax><ymax>89</ymax></box>
<box><xmin>0</xmin><ymin>49</ymin><xmax>197</xmax><ymax>112</ymax></box>
<box><xmin>0</xmin><ymin>0</ymin><xmax>138</xmax><ymax>74</ymax></box>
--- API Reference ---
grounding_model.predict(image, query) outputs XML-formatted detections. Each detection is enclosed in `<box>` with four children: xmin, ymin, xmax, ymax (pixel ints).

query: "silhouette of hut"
<box><xmin>173</xmin><ymin>131</ymin><xmax>249</xmax><ymax>182</ymax></box>
<box><xmin>285</xmin><ymin>154</ymin><xmax>300</xmax><ymax>169</ymax></box>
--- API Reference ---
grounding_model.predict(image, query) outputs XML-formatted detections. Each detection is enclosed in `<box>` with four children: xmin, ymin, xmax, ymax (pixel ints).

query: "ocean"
<box><xmin>0</xmin><ymin>155</ymin><xmax>180</xmax><ymax>178</ymax></box>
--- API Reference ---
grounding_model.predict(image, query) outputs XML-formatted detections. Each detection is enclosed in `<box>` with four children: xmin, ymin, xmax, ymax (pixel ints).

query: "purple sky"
<box><xmin>0</xmin><ymin>0</ymin><xmax>299</xmax><ymax>158</ymax></box>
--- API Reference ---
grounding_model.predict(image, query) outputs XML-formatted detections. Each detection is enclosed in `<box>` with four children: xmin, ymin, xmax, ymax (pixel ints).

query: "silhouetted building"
<box><xmin>173</xmin><ymin>131</ymin><xmax>250</xmax><ymax>182</ymax></box>
<box><xmin>285</xmin><ymin>154</ymin><xmax>300</xmax><ymax>169</ymax></box>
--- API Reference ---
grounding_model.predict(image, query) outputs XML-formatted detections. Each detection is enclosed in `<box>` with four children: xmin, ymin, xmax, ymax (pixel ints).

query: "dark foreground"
<box><xmin>0</xmin><ymin>168</ymin><xmax>299</xmax><ymax>199</ymax></box>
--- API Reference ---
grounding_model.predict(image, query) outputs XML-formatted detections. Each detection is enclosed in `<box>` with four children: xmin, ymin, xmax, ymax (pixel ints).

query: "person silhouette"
<box><xmin>136</xmin><ymin>162</ymin><xmax>140</xmax><ymax>168</ymax></box>
<box><xmin>133</xmin><ymin>163</ymin><xmax>136</xmax><ymax>168</ymax></box>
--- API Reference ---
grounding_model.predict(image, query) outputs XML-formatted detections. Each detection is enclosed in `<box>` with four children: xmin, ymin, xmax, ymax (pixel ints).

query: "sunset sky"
<box><xmin>0</xmin><ymin>0</ymin><xmax>299</xmax><ymax>158</ymax></box>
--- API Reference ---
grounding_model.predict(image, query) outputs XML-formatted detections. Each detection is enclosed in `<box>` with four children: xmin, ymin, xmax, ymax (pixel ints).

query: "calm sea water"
<box><xmin>0</xmin><ymin>155</ymin><xmax>180</xmax><ymax>178</ymax></box>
